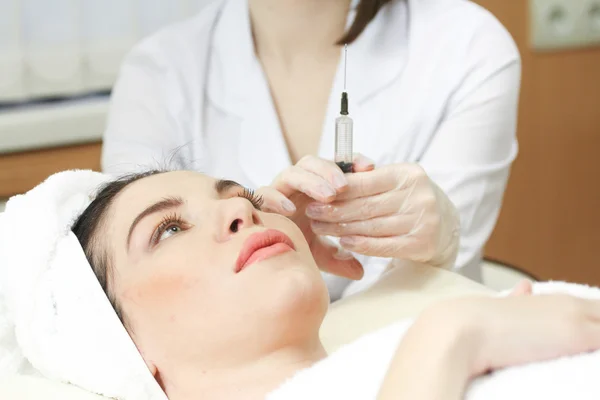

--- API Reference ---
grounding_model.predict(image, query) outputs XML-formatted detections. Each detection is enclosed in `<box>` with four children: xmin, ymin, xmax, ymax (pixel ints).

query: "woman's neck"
<box><xmin>164</xmin><ymin>341</ymin><xmax>327</xmax><ymax>400</ymax></box>
<box><xmin>248</xmin><ymin>0</ymin><xmax>351</xmax><ymax>64</ymax></box>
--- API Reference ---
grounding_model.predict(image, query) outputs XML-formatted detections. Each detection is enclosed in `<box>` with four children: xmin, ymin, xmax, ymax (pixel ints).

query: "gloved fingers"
<box><xmin>271</xmin><ymin>156</ymin><xmax>348</xmax><ymax>202</ymax></box>
<box><xmin>313</xmin><ymin>164</ymin><xmax>461</xmax><ymax>267</ymax></box>
<box><xmin>336</xmin><ymin>163</ymin><xmax>428</xmax><ymax>201</ymax></box>
<box><xmin>338</xmin><ymin>235</ymin><xmax>433</xmax><ymax>260</ymax></box>
<box><xmin>311</xmin><ymin>236</ymin><xmax>364</xmax><ymax>280</ymax></box>
<box><xmin>426</xmin><ymin>183</ymin><xmax>461</xmax><ymax>267</ymax></box>
<box><xmin>335</xmin><ymin>164</ymin><xmax>400</xmax><ymax>201</ymax></box>
<box><xmin>351</xmin><ymin>153</ymin><xmax>376</xmax><ymax>172</ymax></box>
<box><xmin>296</xmin><ymin>155</ymin><xmax>349</xmax><ymax>191</ymax></box>
<box><xmin>271</xmin><ymin>165</ymin><xmax>339</xmax><ymax>204</ymax></box>
<box><xmin>310</xmin><ymin>214</ymin><xmax>415</xmax><ymax>238</ymax></box>
<box><xmin>305</xmin><ymin>191</ymin><xmax>401</xmax><ymax>223</ymax></box>
<box><xmin>255</xmin><ymin>186</ymin><xmax>298</xmax><ymax>216</ymax></box>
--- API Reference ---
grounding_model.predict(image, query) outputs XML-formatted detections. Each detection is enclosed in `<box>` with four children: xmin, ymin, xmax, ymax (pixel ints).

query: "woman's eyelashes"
<box><xmin>151</xmin><ymin>212</ymin><xmax>188</xmax><ymax>246</ymax></box>
<box><xmin>149</xmin><ymin>188</ymin><xmax>261</xmax><ymax>246</ymax></box>
<box><xmin>237</xmin><ymin>188</ymin><xmax>264</xmax><ymax>210</ymax></box>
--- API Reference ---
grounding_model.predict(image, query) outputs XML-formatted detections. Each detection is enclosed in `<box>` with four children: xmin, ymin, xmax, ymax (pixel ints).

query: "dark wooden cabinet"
<box><xmin>0</xmin><ymin>143</ymin><xmax>102</xmax><ymax>198</ymax></box>
<box><xmin>475</xmin><ymin>0</ymin><xmax>600</xmax><ymax>285</ymax></box>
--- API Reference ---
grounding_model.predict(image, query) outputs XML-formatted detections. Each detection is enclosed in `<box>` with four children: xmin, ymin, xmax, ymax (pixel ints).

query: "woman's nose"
<box><xmin>216</xmin><ymin>198</ymin><xmax>263</xmax><ymax>242</ymax></box>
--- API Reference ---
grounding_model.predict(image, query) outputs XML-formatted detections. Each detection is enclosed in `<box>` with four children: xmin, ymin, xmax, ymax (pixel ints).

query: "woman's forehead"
<box><xmin>111</xmin><ymin>172</ymin><xmax>215</xmax><ymax>216</ymax></box>
<box><xmin>126</xmin><ymin>171</ymin><xmax>212</xmax><ymax>197</ymax></box>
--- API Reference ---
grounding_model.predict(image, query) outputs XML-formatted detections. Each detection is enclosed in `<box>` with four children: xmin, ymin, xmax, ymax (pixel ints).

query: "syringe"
<box><xmin>335</xmin><ymin>44</ymin><xmax>353</xmax><ymax>173</ymax></box>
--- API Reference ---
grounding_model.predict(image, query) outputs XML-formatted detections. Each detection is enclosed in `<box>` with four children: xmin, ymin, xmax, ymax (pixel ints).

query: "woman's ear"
<box><xmin>138</xmin><ymin>347</ymin><xmax>159</xmax><ymax>379</ymax></box>
<box><xmin>146</xmin><ymin>360</ymin><xmax>158</xmax><ymax>377</ymax></box>
<box><xmin>154</xmin><ymin>369</ymin><xmax>167</xmax><ymax>391</ymax></box>
<box><xmin>143</xmin><ymin>358</ymin><xmax>166</xmax><ymax>390</ymax></box>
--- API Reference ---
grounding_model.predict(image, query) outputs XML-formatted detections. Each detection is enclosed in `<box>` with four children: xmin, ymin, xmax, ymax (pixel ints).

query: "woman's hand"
<box><xmin>379</xmin><ymin>281</ymin><xmax>600</xmax><ymax>400</ymax></box>
<box><xmin>306</xmin><ymin>156</ymin><xmax>460</xmax><ymax>267</ymax></box>
<box><xmin>257</xmin><ymin>155</ymin><xmax>370</xmax><ymax>280</ymax></box>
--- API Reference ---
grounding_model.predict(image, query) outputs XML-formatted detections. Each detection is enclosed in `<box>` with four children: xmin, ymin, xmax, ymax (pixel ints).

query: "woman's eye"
<box><xmin>159</xmin><ymin>225</ymin><xmax>182</xmax><ymax>242</ymax></box>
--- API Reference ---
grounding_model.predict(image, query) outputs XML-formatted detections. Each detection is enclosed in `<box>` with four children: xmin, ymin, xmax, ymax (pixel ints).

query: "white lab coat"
<box><xmin>102</xmin><ymin>0</ymin><xmax>521</xmax><ymax>299</ymax></box>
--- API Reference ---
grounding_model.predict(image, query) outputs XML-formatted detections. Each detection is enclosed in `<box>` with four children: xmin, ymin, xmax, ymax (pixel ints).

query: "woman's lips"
<box><xmin>235</xmin><ymin>229</ymin><xmax>296</xmax><ymax>273</ymax></box>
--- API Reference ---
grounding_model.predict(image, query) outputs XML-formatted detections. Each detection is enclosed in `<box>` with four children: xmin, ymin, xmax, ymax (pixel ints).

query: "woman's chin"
<box><xmin>259</xmin><ymin>260</ymin><xmax>328</xmax><ymax>321</ymax></box>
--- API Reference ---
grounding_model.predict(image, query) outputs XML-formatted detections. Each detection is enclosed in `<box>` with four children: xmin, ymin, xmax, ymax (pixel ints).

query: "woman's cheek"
<box><xmin>121</xmin><ymin>272</ymin><xmax>202</xmax><ymax>311</ymax></box>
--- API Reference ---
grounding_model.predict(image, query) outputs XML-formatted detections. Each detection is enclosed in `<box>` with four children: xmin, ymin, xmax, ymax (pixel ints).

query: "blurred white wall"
<box><xmin>0</xmin><ymin>0</ymin><xmax>215</xmax><ymax>103</ymax></box>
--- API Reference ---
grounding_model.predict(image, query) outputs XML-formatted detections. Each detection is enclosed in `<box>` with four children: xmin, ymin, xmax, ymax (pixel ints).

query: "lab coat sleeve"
<box><xmin>102</xmin><ymin>43</ymin><xmax>185</xmax><ymax>175</ymax></box>
<box><xmin>418</xmin><ymin>22</ymin><xmax>521</xmax><ymax>278</ymax></box>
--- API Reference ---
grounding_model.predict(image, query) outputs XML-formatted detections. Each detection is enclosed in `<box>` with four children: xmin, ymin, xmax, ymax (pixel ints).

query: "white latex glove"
<box><xmin>256</xmin><ymin>155</ymin><xmax>369</xmax><ymax>281</ymax></box>
<box><xmin>306</xmin><ymin>155</ymin><xmax>461</xmax><ymax>268</ymax></box>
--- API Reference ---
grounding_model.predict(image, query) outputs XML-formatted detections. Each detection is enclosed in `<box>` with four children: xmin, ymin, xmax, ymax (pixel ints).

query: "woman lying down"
<box><xmin>2</xmin><ymin>169</ymin><xmax>600</xmax><ymax>400</ymax></box>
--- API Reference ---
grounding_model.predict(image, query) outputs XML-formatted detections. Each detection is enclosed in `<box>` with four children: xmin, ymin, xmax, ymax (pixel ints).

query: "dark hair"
<box><xmin>338</xmin><ymin>0</ymin><xmax>394</xmax><ymax>45</ymax></box>
<box><xmin>72</xmin><ymin>170</ymin><xmax>163</xmax><ymax>329</ymax></box>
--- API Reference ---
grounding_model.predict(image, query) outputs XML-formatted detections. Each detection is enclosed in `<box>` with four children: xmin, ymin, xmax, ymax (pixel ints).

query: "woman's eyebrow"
<box><xmin>127</xmin><ymin>197</ymin><xmax>184</xmax><ymax>248</ymax></box>
<box><xmin>214</xmin><ymin>179</ymin><xmax>243</xmax><ymax>196</ymax></box>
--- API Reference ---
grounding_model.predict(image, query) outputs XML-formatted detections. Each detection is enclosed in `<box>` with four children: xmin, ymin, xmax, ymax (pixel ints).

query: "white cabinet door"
<box><xmin>22</xmin><ymin>0</ymin><xmax>84</xmax><ymax>98</ymax></box>
<box><xmin>185</xmin><ymin>0</ymin><xmax>216</xmax><ymax>15</ymax></box>
<box><xmin>138</xmin><ymin>0</ymin><xmax>187</xmax><ymax>37</ymax></box>
<box><xmin>81</xmin><ymin>0</ymin><xmax>137</xmax><ymax>91</ymax></box>
<box><xmin>0</xmin><ymin>0</ymin><xmax>25</xmax><ymax>102</ymax></box>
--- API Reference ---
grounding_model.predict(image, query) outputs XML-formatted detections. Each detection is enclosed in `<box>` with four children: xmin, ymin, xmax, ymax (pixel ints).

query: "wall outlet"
<box><xmin>530</xmin><ymin>0</ymin><xmax>600</xmax><ymax>51</ymax></box>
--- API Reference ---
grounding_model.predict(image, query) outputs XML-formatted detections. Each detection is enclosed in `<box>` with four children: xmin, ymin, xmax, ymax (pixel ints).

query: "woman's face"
<box><xmin>103</xmin><ymin>171</ymin><xmax>328</xmax><ymax>373</ymax></box>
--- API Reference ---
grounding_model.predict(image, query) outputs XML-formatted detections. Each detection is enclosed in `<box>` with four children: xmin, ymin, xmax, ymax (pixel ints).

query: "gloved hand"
<box><xmin>258</xmin><ymin>154</ymin><xmax>460</xmax><ymax>278</ymax></box>
<box><xmin>306</xmin><ymin>155</ymin><xmax>460</xmax><ymax>267</ymax></box>
<box><xmin>257</xmin><ymin>155</ymin><xmax>373</xmax><ymax>280</ymax></box>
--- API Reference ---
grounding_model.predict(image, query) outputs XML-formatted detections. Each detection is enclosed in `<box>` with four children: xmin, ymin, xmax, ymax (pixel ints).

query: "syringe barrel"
<box><xmin>335</xmin><ymin>115</ymin><xmax>353</xmax><ymax>171</ymax></box>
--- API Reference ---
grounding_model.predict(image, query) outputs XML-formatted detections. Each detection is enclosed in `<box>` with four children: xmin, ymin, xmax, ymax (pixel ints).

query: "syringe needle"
<box><xmin>343</xmin><ymin>44</ymin><xmax>347</xmax><ymax>91</ymax></box>
<box><xmin>336</xmin><ymin>44</ymin><xmax>353</xmax><ymax>173</ymax></box>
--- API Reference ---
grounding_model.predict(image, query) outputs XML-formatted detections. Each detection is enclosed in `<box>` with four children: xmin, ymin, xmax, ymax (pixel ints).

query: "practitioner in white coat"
<box><xmin>102</xmin><ymin>0</ymin><xmax>521</xmax><ymax>298</ymax></box>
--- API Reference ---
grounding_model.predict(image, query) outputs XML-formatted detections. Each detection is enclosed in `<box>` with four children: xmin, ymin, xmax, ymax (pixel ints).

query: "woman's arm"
<box><xmin>377</xmin><ymin>307</ymin><xmax>476</xmax><ymax>400</ymax></box>
<box><xmin>378</xmin><ymin>291</ymin><xmax>600</xmax><ymax>400</ymax></box>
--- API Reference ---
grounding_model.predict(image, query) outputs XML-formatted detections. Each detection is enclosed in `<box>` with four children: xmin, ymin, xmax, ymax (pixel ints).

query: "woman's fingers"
<box><xmin>509</xmin><ymin>280</ymin><xmax>533</xmax><ymax>296</ymax></box>
<box><xmin>480</xmin><ymin>295</ymin><xmax>600</xmax><ymax>372</ymax></box>
<box><xmin>583</xmin><ymin>298</ymin><xmax>600</xmax><ymax>321</ymax></box>
<box><xmin>563</xmin><ymin>298</ymin><xmax>600</xmax><ymax>352</ymax></box>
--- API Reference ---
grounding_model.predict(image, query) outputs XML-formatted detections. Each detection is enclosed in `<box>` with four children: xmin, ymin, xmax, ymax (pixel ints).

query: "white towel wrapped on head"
<box><xmin>0</xmin><ymin>170</ymin><xmax>166</xmax><ymax>400</ymax></box>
